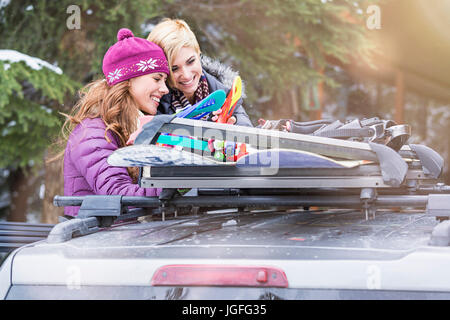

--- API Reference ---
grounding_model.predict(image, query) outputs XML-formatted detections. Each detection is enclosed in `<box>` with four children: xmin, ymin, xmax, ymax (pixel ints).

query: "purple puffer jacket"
<box><xmin>63</xmin><ymin>117</ymin><xmax>160</xmax><ymax>216</ymax></box>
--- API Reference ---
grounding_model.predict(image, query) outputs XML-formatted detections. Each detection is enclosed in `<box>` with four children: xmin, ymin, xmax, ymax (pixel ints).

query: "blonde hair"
<box><xmin>147</xmin><ymin>18</ymin><xmax>201</xmax><ymax>87</ymax></box>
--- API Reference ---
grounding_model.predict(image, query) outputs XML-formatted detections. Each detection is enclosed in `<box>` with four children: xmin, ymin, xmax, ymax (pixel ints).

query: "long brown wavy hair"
<box><xmin>51</xmin><ymin>78</ymin><xmax>140</xmax><ymax>181</ymax></box>
<box><xmin>63</xmin><ymin>79</ymin><xmax>139</xmax><ymax>145</ymax></box>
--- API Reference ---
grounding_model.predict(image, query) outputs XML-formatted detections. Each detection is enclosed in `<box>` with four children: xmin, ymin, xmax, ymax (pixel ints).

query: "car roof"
<box><xmin>29</xmin><ymin>207</ymin><xmax>438</xmax><ymax>260</ymax></box>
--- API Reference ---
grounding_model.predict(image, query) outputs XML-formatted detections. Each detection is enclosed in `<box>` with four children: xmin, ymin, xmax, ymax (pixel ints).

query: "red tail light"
<box><xmin>151</xmin><ymin>264</ymin><xmax>288</xmax><ymax>287</ymax></box>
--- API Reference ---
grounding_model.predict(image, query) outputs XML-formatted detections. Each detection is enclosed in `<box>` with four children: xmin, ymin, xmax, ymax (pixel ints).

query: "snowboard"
<box><xmin>175</xmin><ymin>89</ymin><xmax>226</xmax><ymax>119</ymax></box>
<box><xmin>107</xmin><ymin>144</ymin><xmax>229</xmax><ymax>167</ymax></box>
<box><xmin>109</xmin><ymin>144</ymin><xmax>370</xmax><ymax>169</ymax></box>
<box><xmin>127</xmin><ymin>90</ymin><xmax>226</xmax><ymax>145</ymax></box>
<box><xmin>156</xmin><ymin>133</ymin><xmax>210</xmax><ymax>152</ymax></box>
<box><xmin>217</xmin><ymin>76</ymin><xmax>242</xmax><ymax>124</ymax></box>
<box><xmin>236</xmin><ymin>148</ymin><xmax>370</xmax><ymax>168</ymax></box>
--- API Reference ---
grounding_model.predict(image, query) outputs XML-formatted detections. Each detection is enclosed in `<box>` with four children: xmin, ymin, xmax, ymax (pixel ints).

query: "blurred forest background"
<box><xmin>0</xmin><ymin>0</ymin><xmax>449</xmax><ymax>223</ymax></box>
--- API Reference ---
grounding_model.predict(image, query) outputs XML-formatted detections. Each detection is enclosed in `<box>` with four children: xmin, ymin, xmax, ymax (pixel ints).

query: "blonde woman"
<box><xmin>62</xmin><ymin>28</ymin><xmax>169</xmax><ymax>217</ymax></box>
<box><xmin>147</xmin><ymin>18</ymin><xmax>253</xmax><ymax>127</ymax></box>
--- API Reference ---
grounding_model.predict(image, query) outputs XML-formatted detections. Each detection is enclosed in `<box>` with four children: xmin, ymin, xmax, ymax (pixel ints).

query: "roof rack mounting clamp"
<box><xmin>369</xmin><ymin>142</ymin><xmax>408</xmax><ymax>187</ymax></box>
<box><xmin>47</xmin><ymin>195</ymin><xmax>125</xmax><ymax>243</ymax></box>
<box><xmin>360</xmin><ymin>188</ymin><xmax>377</xmax><ymax>220</ymax></box>
<box><xmin>158</xmin><ymin>188</ymin><xmax>182</xmax><ymax>221</ymax></box>
<box><xmin>77</xmin><ymin>195</ymin><xmax>124</xmax><ymax>227</ymax></box>
<box><xmin>158</xmin><ymin>201</ymin><xmax>176</xmax><ymax>222</ymax></box>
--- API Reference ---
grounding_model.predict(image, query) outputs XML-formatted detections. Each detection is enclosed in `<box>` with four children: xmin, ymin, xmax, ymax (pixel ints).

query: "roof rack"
<box><xmin>44</xmin><ymin>185</ymin><xmax>450</xmax><ymax>244</ymax></box>
<box><xmin>2</xmin><ymin>183</ymin><xmax>450</xmax><ymax>249</ymax></box>
<box><xmin>5</xmin><ymin>116</ymin><xmax>450</xmax><ymax>249</ymax></box>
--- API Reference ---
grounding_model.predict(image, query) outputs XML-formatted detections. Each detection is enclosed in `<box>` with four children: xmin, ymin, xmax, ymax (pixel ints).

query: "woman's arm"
<box><xmin>70</xmin><ymin>124</ymin><xmax>159</xmax><ymax>197</ymax></box>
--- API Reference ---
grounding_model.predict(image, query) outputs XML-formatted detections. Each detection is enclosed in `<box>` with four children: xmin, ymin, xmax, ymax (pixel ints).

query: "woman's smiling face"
<box><xmin>170</xmin><ymin>46</ymin><xmax>203</xmax><ymax>102</ymax></box>
<box><xmin>129</xmin><ymin>72</ymin><xmax>169</xmax><ymax>115</ymax></box>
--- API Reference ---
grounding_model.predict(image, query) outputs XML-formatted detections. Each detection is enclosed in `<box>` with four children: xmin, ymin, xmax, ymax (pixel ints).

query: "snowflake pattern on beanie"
<box><xmin>107</xmin><ymin>68</ymin><xmax>123</xmax><ymax>83</ymax></box>
<box><xmin>102</xmin><ymin>28</ymin><xmax>169</xmax><ymax>86</ymax></box>
<box><xmin>137</xmin><ymin>58</ymin><xmax>159</xmax><ymax>72</ymax></box>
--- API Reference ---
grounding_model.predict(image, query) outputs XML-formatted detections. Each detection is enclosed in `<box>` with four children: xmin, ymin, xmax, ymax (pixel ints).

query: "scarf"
<box><xmin>171</xmin><ymin>74</ymin><xmax>210</xmax><ymax>114</ymax></box>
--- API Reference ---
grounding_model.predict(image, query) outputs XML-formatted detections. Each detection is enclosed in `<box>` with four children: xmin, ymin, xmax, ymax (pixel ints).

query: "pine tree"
<box><xmin>0</xmin><ymin>0</ymin><xmax>165</xmax><ymax>222</ymax></box>
<box><xmin>0</xmin><ymin>50</ymin><xmax>78</xmax><ymax>221</ymax></box>
<box><xmin>0</xmin><ymin>0</ymin><xmax>165</xmax><ymax>83</ymax></box>
<box><xmin>0</xmin><ymin>52</ymin><xmax>78</xmax><ymax>168</ymax></box>
<box><xmin>160</xmin><ymin>0</ymin><xmax>379</xmax><ymax>119</ymax></box>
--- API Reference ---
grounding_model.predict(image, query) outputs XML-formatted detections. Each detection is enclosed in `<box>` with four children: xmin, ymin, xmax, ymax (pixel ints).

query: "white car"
<box><xmin>2</xmin><ymin>191</ymin><xmax>450</xmax><ymax>300</ymax></box>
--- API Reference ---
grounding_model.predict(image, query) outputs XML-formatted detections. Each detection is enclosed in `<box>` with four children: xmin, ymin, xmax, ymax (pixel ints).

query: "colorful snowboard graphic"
<box><xmin>236</xmin><ymin>149</ymin><xmax>370</xmax><ymax>168</ymax></box>
<box><xmin>217</xmin><ymin>76</ymin><xmax>242</xmax><ymax>124</ymax></box>
<box><xmin>176</xmin><ymin>90</ymin><xmax>226</xmax><ymax>119</ymax></box>
<box><xmin>107</xmin><ymin>144</ymin><xmax>230</xmax><ymax>167</ymax></box>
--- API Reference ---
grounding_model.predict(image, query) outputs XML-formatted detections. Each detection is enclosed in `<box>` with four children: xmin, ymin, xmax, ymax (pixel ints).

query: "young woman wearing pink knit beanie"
<box><xmin>60</xmin><ymin>28</ymin><xmax>170</xmax><ymax>217</ymax></box>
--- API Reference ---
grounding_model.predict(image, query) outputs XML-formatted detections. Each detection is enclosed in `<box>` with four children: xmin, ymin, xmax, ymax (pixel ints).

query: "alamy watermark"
<box><xmin>170</xmin><ymin>124</ymin><xmax>281</xmax><ymax>175</ymax></box>
<box><xmin>66</xmin><ymin>5</ymin><xmax>81</xmax><ymax>30</ymax></box>
<box><xmin>66</xmin><ymin>265</ymin><xmax>81</xmax><ymax>290</ymax></box>
<box><xmin>366</xmin><ymin>265</ymin><xmax>382</xmax><ymax>289</ymax></box>
<box><xmin>65</xmin><ymin>3</ymin><xmax>381</xmax><ymax>31</ymax></box>
<box><xmin>366</xmin><ymin>5</ymin><xmax>381</xmax><ymax>30</ymax></box>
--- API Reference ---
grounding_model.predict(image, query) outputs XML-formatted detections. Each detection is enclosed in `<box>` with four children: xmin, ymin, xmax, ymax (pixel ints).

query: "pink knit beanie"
<box><xmin>102</xmin><ymin>28</ymin><xmax>169</xmax><ymax>86</ymax></box>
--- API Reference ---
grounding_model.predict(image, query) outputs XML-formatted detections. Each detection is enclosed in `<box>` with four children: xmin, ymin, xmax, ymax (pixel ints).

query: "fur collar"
<box><xmin>201</xmin><ymin>55</ymin><xmax>246</xmax><ymax>98</ymax></box>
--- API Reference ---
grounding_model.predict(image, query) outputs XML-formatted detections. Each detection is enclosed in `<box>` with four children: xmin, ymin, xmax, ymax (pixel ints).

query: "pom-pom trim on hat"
<box><xmin>117</xmin><ymin>28</ymin><xmax>134</xmax><ymax>41</ymax></box>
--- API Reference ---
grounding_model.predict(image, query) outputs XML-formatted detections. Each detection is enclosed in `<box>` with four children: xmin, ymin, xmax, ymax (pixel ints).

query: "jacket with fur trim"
<box><xmin>157</xmin><ymin>56</ymin><xmax>253</xmax><ymax>127</ymax></box>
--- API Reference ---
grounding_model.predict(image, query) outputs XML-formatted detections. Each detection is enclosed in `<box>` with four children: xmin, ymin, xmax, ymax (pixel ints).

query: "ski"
<box><xmin>217</xmin><ymin>76</ymin><xmax>242</xmax><ymax>123</ymax></box>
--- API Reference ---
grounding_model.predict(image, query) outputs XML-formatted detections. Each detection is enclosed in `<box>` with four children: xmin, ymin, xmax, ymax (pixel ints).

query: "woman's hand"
<box><xmin>211</xmin><ymin>108</ymin><xmax>237</xmax><ymax>125</ymax></box>
<box><xmin>127</xmin><ymin>115</ymin><xmax>154</xmax><ymax>145</ymax></box>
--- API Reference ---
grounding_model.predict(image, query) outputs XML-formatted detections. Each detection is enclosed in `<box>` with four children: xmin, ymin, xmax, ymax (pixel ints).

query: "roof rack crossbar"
<box><xmin>54</xmin><ymin>194</ymin><xmax>431</xmax><ymax>210</ymax></box>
